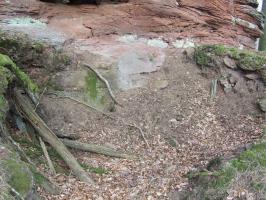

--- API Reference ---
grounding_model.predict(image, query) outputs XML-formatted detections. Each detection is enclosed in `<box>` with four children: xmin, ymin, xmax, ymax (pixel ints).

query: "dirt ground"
<box><xmin>0</xmin><ymin>0</ymin><xmax>265</xmax><ymax>199</ymax></box>
<box><xmin>37</xmin><ymin>49</ymin><xmax>264</xmax><ymax>199</ymax></box>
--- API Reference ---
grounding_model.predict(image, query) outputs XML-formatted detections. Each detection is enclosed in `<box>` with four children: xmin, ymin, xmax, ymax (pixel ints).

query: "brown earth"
<box><xmin>35</xmin><ymin>49</ymin><xmax>264</xmax><ymax>199</ymax></box>
<box><xmin>0</xmin><ymin>0</ymin><xmax>265</xmax><ymax>199</ymax></box>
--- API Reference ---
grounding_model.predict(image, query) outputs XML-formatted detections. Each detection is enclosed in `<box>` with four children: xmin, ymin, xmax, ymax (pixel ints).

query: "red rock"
<box><xmin>0</xmin><ymin>0</ymin><xmax>263</xmax><ymax>48</ymax></box>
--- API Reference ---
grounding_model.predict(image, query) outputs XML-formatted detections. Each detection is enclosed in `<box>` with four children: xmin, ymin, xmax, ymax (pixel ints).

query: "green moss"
<box><xmin>194</xmin><ymin>46</ymin><xmax>212</xmax><ymax>66</ymax></box>
<box><xmin>13</xmin><ymin>136</ymin><xmax>62</xmax><ymax>162</ymax></box>
<box><xmin>4</xmin><ymin>159</ymin><xmax>32</xmax><ymax>196</ymax></box>
<box><xmin>206</xmin><ymin>157</ymin><xmax>222</xmax><ymax>171</ymax></box>
<box><xmin>85</xmin><ymin>71</ymin><xmax>98</xmax><ymax>100</ymax></box>
<box><xmin>33</xmin><ymin>171</ymin><xmax>46</xmax><ymax>185</ymax></box>
<box><xmin>80</xmin><ymin>163</ymin><xmax>109</xmax><ymax>175</ymax></box>
<box><xmin>187</xmin><ymin>141</ymin><xmax>266</xmax><ymax>199</ymax></box>
<box><xmin>0</xmin><ymin>65</ymin><xmax>13</xmax><ymax>120</ymax></box>
<box><xmin>0</xmin><ymin>53</ymin><xmax>38</xmax><ymax>92</ymax></box>
<box><xmin>194</xmin><ymin>45</ymin><xmax>266</xmax><ymax>71</ymax></box>
<box><xmin>32</xmin><ymin>42</ymin><xmax>44</xmax><ymax>54</ymax></box>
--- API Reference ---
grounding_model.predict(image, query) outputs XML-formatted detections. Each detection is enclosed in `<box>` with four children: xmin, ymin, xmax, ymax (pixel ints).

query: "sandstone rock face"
<box><xmin>0</xmin><ymin>0</ymin><xmax>263</xmax><ymax>48</ymax></box>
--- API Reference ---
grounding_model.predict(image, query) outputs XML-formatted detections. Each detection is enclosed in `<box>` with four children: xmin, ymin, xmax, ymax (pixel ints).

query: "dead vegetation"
<box><xmin>0</xmin><ymin>32</ymin><xmax>265</xmax><ymax>199</ymax></box>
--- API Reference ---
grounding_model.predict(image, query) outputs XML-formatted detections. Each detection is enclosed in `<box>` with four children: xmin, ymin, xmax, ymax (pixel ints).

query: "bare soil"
<box><xmin>38</xmin><ymin>49</ymin><xmax>264</xmax><ymax>199</ymax></box>
<box><xmin>0</xmin><ymin>1</ymin><xmax>265</xmax><ymax>199</ymax></box>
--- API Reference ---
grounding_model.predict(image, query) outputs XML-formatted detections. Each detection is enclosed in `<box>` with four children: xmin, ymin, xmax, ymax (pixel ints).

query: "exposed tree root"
<box><xmin>47</xmin><ymin>92</ymin><xmax>111</xmax><ymax>118</ymax></box>
<box><xmin>48</xmin><ymin>93</ymin><xmax>150</xmax><ymax>148</ymax></box>
<box><xmin>83</xmin><ymin>64</ymin><xmax>122</xmax><ymax>107</ymax></box>
<box><xmin>61</xmin><ymin>138</ymin><xmax>132</xmax><ymax>159</ymax></box>
<box><xmin>13</xmin><ymin>88</ymin><xmax>94</xmax><ymax>184</ymax></box>
<box><xmin>55</xmin><ymin>132</ymin><xmax>81</xmax><ymax>140</ymax></box>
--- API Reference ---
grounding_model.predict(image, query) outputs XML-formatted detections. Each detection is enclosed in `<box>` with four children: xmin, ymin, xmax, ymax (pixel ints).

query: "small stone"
<box><xmin>245</xmin><ymin>73</ymin><xmax>259</xmax><ymax>80</ymax></box>
<box><xmin>165</xmin><ymin>137</ymin><xmax>177</xmax><ymax>147</ymax></box>
<box><xmin>223</xmin><ymin>56</ymin><xmax>237</xmax><ymax>69</ymax></box>
<box><xmin>219</xmin><ymin>78</ymin><xmax>232</xmax><ymax>93</ymax></box>
<box><xmin>258</xmin><ymin>98</ymin><xmax>266</xmax><ymax>112</ymax></box>
<box><xmin>154</xmin><ymin>80</ymin><xmax>169</xmax><ymax>90</ymax></box>
<box><xmin>176</xmin><ymin>114</ymin><xmax>184</xmax><ymax>121</ymax></box>
<box><xmin>169</xmin><ymin>118</ymin><xmax>178</xmax><ymax>127</ymax></box>
<box><xmin>228</xmin><ymin>76</ymin><xmax>237</xmax><ymax>85</ymax></box>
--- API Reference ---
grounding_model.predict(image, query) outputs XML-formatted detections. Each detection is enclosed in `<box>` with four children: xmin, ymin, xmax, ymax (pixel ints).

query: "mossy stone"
<box><xmin>258</xmin><ymin>98</ymin><xmax>266</xmax><ymax>112</ymax></box>
<box><xmin>195</xmin><ymin>45</ymin><xmax>266</xmax><ymax>69</ymax></box>
<box><xmin>0</xmin><ymin>144</ymin><xmax>34</xmax><ymax>199</ymax></box>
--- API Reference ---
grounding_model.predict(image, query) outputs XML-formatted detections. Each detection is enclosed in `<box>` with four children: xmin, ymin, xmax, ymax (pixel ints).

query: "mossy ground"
<box><xmin>13</xmin><ymin>134</ymin><xmax>110</xmax><ymax>175</ymax></box>
<box><xmin>0</xmin><ymin>65</ymin><xmax>13</xmax><ymax>120</ymax></box>
<box><xmin>194</xmin><ymin>44</ymin><xmax>266</xmax><ymax>71</ymax></box>
<box><xmin>186</xmin><ymin>141</ymin><xmax>266</xmax><ymax>199</ymax></box>
<box><xmin>192</xmin><ymin>46</ymin><xmax>266</xmax><ymax>199</ymax></box>
<box><xmin>80</xmin><ymin>162</ymin><xmax>109</xmax><ymax>175</ymax></box>
<box><xmin>4</xmin><ymin>159</ymin><xmax>32</xmax><ymax>197</ymax></box>
<box><xmin>0</xmin><ymin>144</ymin><xmax>33</xmax><ymax>199</ymax></box>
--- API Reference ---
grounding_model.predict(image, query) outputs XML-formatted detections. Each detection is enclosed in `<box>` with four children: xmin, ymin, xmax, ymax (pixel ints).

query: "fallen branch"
<box><xmin>61</xmin><ymin>138</ymin><xmax>131</xmax><ymax>159</ymax></box>
<box><xmin>39</xmin><ymin>137</ymin><xmax>56</xmax><ymax>175</ymax></box>
<box><xmin>34</xmin><ymin>87</ymin><xmax>47</xmax><ymax>111</ymax></box>
<box><xmin>48</xmin><ymin>93</ymin><xmax>149</xmax><ymax>148</ymax></box>
<box><xmin>47</xmin><ymin>92</ymin><xmax>113</xmax><ymax>119</ymax></box>
<box><xmin>84</xmin><ymin>64</ymin><xmax>122</xmax><ymax>106</ymax></box>
<box><xmin>8</xmin><ymin>184</ymin><xmax>25</xmax><ymax>200</ymax></box>
<box><xmin>210</xmin><ymin>79</ymin><xmax>217</xmax><ymax>100</ymax></box>
<box><xmin>55</xmin><ymin>132</ymin><xmax>81</xmax><ymax>140</ymax></box>
<box><xmin>13</xmin><ymin>88</ymin><xmax>94</xmax><ymax>184</ymax></box>
<box><xmin>123</xmin><ymin>122</ymin><xmax>150</xmax><ymax>149</ymax></box>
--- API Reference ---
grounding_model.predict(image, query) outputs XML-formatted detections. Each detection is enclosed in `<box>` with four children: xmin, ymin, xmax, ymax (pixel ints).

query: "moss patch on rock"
<box><xmin>0</xmin><ymin>53</ymin><xmax>38</xmax><ymax>120</ymax></box>
<box><xmin>0</xmin><ymin>65</ymin><xmax>13</xmax><ymax>120</ymax></box>
<box><xmin>185</xmin><ymin>141</ymin><xmax>266</xmax><ymax>199</ymax></box>
<box><xmin>194</xmin><ymin>45</ymin><xmax>266</xmax><ymax>71</ymax></box>
<box><xmin>194</xmin><ymin>45</ymin><xmax>266</xmax><ymax>85</ymax></box>
<box><xmin>0</xmin><ymin>143</ymin><xmax>33</xmax><ymax>199</ymax></box>
<box><xmin>0</xmin><ymin>53</ymin><xmax>38</xmax><ymax>92</ymax></box>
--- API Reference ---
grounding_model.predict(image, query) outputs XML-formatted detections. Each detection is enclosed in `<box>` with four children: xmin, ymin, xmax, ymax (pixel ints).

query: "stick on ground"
<box><xmin>48</xmin><ymin>93</ymin><xmax>149</xmax><ymax>149</ymax></box>
<box><xmin>61</xmin><ymin>138</ymin><xmax>131</xmax><ymax>159</ymax></box>
<box><xmin>13</xmin><ymin>88</ymin><xmax>94</xmax><ymax>184</ymax></box>
<box><xmin>39</xmin><ymin>137</ymin><xmax>56</xmax><ymax>175</ymax></box>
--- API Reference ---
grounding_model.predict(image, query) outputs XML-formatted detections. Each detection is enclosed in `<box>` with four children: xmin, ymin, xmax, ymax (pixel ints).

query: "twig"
<box><xmin>210</xmin><ymin>79</ymin><xmax>217</xmax><ymax>100</ymax></box>
<box><xmin>0</xmin><ymin>122</ymin><xmax>60</xmax><ymax>195</ymax></box>
<box><xmin>14</xmin><ymin>89</ymin><xmax>94</xmax><ymax>184</ymax></box>
<box><xmin>126</xmin><ymin>123</ymin><xmax>150</xmax><ymax>149</ymax></box>
<box><xmin>83</xmin><ymin>63</ymin><xmax>122</xmax><ymax>106</ymax></box>
<box><xmin>61</xmin><ymin>138</ymin><xmax>132</xmax><ymax>159</ymax></box>
<box><xmin>39</xmin><ymin>137</ymin><xmax>56</xmax><ymax>175</ymax></box>
<box><xmin>34</xmin><ymin>87</ymin><xmax>47</xmax><ymax>111</ymax></box>
<box><xmin>47</xmin><ymin>93</ymin><xmax>149</xmax><ymax>149</ymax></box>
<box><xmin>47</xmin><ymin>92</ymin><xmax>114</xmax><ymax>119</ymax></box>
<box><xmin>54</xmin><ymin>132</ymin><xmax>81</xmax><ymax>140</ymax></box>
<box><xmin>7</xmin><ymin>184</ymin><xmax>25</xmax><ymax>200</ymax></box>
